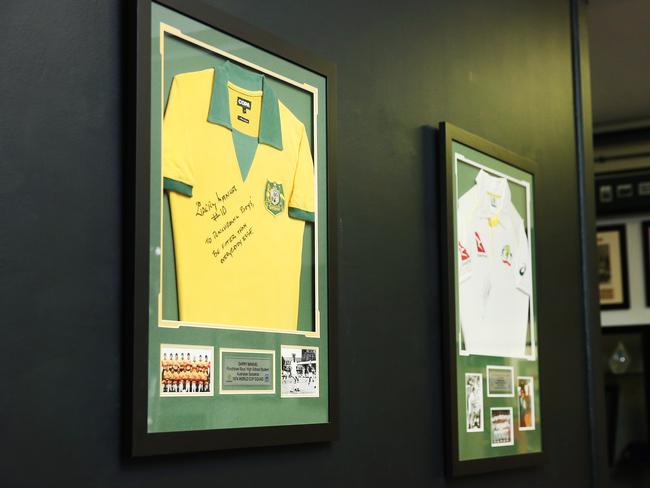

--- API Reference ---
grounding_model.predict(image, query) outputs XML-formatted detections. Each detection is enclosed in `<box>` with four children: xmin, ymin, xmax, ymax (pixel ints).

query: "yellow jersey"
<box><xmin>163</xmin><ymin>61</ymin><xmax>314</xmax><ymax>330</ymax></box>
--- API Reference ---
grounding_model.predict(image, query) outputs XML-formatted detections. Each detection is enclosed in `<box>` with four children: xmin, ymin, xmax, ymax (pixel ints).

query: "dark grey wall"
<box><xmin>1</xmin><ymin>0</ymin><xmax>595</xmax><ymax>486</ymax></box>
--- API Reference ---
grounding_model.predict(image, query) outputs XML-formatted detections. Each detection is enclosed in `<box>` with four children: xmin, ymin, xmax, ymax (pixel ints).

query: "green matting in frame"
<box><xmin>441</xmin><ymin>122</ymin><xmax>543</xmax><ymax>476</ymax></box>
<box><xmin>129</xmin><ymin>0</ymin><xmax>336</xmax><ymax>455</ymax></box>
<box><xmin>148</xmin><ymin>3</ymin><xmax>329</xmax><ymax>433</ymax></box>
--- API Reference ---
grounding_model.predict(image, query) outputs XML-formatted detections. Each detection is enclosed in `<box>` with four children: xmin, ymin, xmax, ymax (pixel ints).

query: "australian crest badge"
<box><xmin>264</xmin><ymin>180</ymin><xmax>285</xmax><ymax>216</ymax></box>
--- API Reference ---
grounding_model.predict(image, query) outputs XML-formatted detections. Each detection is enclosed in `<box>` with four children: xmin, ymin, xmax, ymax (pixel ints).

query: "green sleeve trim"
<box><xmin>163</xmin><ymin>177</ymin><xmax>193</xmax><ymax>197</ymax></box>
<box><xmin>288</xmin><ymin>207</ymin><xmax>315</xmax><ymax>222</ymax></box>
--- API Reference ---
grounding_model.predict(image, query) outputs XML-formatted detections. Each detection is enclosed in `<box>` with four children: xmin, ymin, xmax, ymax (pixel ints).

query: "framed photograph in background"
<box><xmin>440</xmin><ymin>122</ymin><xmax>544</xmax><ymax>476</ymax></box>
<box><xmin>127</xmin><ymin>0</ymin><xmax>337</xmax><ymax>456</ymax></box>
<box><xmin>642</xmin><ymin>221</ymin><xmax>650</xmax><ymax>307</ymax></box>
<box><xmin>597</xmin><ymin>225</ymin><xmax>629</xmax><ymax>310</ymax></box>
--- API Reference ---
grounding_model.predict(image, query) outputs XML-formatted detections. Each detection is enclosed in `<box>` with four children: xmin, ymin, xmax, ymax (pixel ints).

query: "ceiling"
<box><xmin>587</xmin><ymin>0</ymin><xmax>650</xmax><ymax>131</ymax></box>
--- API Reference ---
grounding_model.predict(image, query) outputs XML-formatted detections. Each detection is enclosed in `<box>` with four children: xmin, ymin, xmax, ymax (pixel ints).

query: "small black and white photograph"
<box><xmin>160</xmin><ymin>344</ymin><xmax>214</xmax><ymax>397</ymax></box>
<box><xmin>465</xmin><ymin>373</ymin><xmax>484</xmax><ymax>432</ymax></box>
<box><xmin>281</xmin><ymin>345</ymin><xmax>319</xmax><ymax>398</ymax></box>
<box><xmin>490</xmin><ymin>408</ymin><xmax>514</xmax><ymax>447</ymax></box>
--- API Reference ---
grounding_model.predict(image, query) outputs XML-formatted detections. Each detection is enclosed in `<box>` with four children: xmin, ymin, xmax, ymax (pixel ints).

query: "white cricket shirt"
<box><xmin>457</xmin><ymin>169</ymin><xmax>533</xmax><ymax>358</ymax></box>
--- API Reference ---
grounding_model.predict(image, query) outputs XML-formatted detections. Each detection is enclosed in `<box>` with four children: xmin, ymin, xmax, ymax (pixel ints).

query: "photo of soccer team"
<box><xmin>281</xmin><ymin>346</ymin><xmax>319</xmax><ymax>398</ymax></box>
<box><xmin>490</xmin><ymin>408</ymin><xmax>514</xmax><ymax>447</ymax></box>
<box><xmin>160</xmin><ymin>345</ymin><xmax>214</xmax><ymax>397</ymax></box>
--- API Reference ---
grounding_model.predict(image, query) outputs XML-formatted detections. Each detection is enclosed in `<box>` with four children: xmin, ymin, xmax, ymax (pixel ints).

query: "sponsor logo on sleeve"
<box><xmin>459</xmin><ymin>241</ymin><xmax>471</xmax><ymax>262</ymax></box>
<box><xmin>474</xmin><ymin>232</ymin><xmax>487</xmax><ymax>256</ymax></box>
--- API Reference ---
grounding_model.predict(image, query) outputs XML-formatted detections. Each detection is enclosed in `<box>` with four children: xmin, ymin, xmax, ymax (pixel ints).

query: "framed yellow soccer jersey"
<box><xmin>162</xmin><ymin>62</ymin><xmax>315</xmax><ymax>331</ymax></box>
<box><xmin>440</xmin><ymin>123</ymin><xmax>543</xmax><ymax>476</ymax></box>
<box><xmin>128</xmin><ymin>0</ymin><xmax>337</xmax><ymax>456</ymax></box>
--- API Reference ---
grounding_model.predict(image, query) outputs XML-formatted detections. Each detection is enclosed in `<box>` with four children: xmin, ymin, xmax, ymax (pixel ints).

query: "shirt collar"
<box><xmin>207</xmin><ymin>60</ymin><xmax>283</xmax><ymax>150</ymax></box>
<box><xmin>475</xmin><ymin>169</ymin><xmax>512</xmax><ymax>225</ymax></box>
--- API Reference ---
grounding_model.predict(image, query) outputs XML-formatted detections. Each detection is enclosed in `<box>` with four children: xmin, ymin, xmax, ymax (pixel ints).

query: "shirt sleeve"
<box><xmin>457</xmin><ymin>207</ymin><xmax>480</xmax><ymax>354</ymax></box>
<box><xmin>514</xmin><ymin>219</ymin><xmax>533</xmax><ymax>296</ymax></box>
<box><xmin>162</xmin><ymin>75</ymin><xmax>194</xmax><ymax>197</ymax></box>
<box><xmin>457</xmin><ymin>215</ymin><xmax>472</xmax><ymax>283</ymax></box>
<box><xmin>287</xmin><ymin>124</ymin><xmax>315</xmax><ymax>222</ymax></box>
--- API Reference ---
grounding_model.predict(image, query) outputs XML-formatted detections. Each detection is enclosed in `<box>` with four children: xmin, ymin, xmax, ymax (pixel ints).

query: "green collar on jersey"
<box><xmin>207</xmin><ymin>60</ymin><xmax>283</xmax><ymax>151</ymax></box>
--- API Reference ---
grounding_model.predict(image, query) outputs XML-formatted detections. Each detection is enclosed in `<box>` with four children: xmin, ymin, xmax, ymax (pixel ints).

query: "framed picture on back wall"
<box><xmin>596</xmin><ymin>225</ymin><xmax>629</xmax><ymax>310</ymax></box>
<box><xmin>126</xmin><ymin>0</ymin><xmax>337</xmax><ymax>456</ymax></box>
<box><xmin>440</xmin><ymin>122</ymin><xmax>544</xmax><ymax>476</ymax></box>
<box><xmin>642</xmin><ymin>221</ymin><xmax>650</xmax><ymax>307</ymax></box>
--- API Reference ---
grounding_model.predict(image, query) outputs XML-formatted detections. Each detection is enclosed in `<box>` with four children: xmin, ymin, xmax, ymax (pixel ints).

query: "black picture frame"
<box><xmin>125</xmin><ymin>0</ymin><xmax>338</xmax><ymax>457</ymax></box>
<box><xmin>597</xmin><ymin>224</ymin><xmax>629</xmax><ymax>310</ymax></box>
<box><xmin>641</xmin><ymin>220</ymin><xmax>650</xmax><ymax>307</ymax></box>
<box><xmin>439</xmin><ymin>122</ymin><xmax>545</xmax><ymax>476</ymax></box>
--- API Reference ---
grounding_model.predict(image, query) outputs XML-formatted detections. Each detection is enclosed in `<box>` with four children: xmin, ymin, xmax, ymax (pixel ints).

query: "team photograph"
<box><xmin>160</xmin><ymin>345</ymin><xmax>214</xmax><ymax>397</ymax></box>
<box><xmin>490</xmin><ymin>408</ymin><xmax>514</xmax><ymax>447</ymax></box>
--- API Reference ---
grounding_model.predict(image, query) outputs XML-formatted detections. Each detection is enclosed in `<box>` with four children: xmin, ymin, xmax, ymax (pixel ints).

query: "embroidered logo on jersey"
<box><xmin>264</xmin><ymin>180</ymin><xmax>285</xmax><ymax>216</ymax></box>
<box><xmin>459</xmin><ymin>241</ymin><xmax>470</xmax><ymax>262</ymax></box>
<box><xmin>474</xmin><ymin>232</ymin><xmax>487</xmax><ymax>255</ymax></box>
<box><xmin>519</xmin><ymin>263</ymin><xmax>526</xmax><ymax>276</ymax></box>
<box><xmin>236</xmin><ymin>97</ymin><xmax>252</xmax><ymax>113</ymax></box>
<box><xmin>501</xmin><ymin>244</ymin><xmax>513</xmax><ymax>266</ymax></box>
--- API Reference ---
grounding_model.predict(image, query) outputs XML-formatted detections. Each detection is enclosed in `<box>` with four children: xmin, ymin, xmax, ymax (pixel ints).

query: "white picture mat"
<box><xmin>600</xmin><ymin>217</ymin><xmax>650</xmax><ymax>327</ymax></box>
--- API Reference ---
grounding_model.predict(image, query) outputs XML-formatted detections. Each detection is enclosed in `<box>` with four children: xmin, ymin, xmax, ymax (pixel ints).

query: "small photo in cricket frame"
<box><xmin>280</xmin><ymin>345</ymin><xmax>319</xmax><ymax>398</ymax></box>
<box><xmin>160</xmin><ymin>344</ymin><xmax>214</xmax><ymax>397</ymax></box>
<box><xmin>465</xmin><ymin>373</ymin><xmax>484</xmax><ymax>432</ymax></box>
<box><xmin>517</xmin><ymin>376</ymin><xmax>535</xmax><ymax>431</ymax></box>
<box><xmin>490</xmin><ymin>407</ymin><xmax>514</xmax><ymax>447</ymax></box>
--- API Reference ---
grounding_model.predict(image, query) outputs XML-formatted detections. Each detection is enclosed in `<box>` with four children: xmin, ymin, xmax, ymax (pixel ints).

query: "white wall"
<box><xmin>599</xmin><ymin>215</ymin><xmax>650</xmax><ymax>327</ymax></box>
